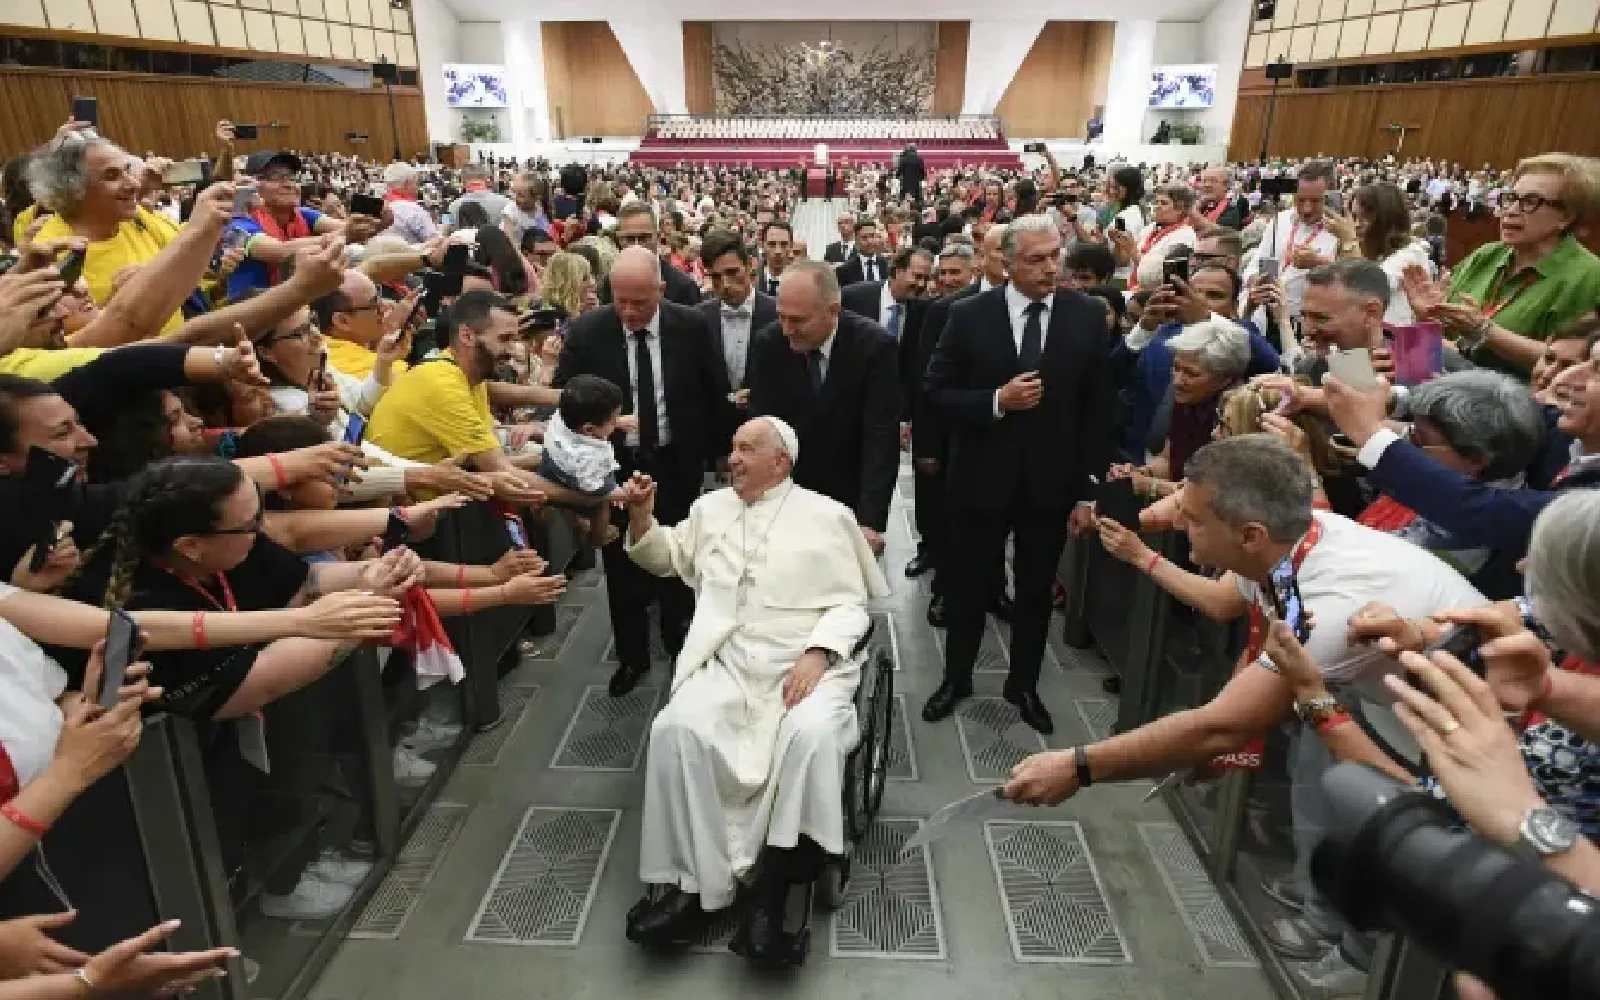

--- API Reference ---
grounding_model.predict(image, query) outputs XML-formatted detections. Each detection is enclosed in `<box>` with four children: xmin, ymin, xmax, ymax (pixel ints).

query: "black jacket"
<box><xmin>906</xmin><ymin>283</ymin><xmax>981</xmax><ymax>460</ymax></box>
<box><xmin>836</xmin><ymin>252</ymin><xmax>889</xmax><ymax>287</ymax></box>
<box><xmin>695</xmin><ymin>291</ymin><xmax>777</xmax><ymax>391</ymax></box>
<box><xmin>823</xmin><ymin>241</ymin><xmax>853</xmax><ymax>265</ymax></box>
<box><xmin>553</xmin><ymin>300</ymin><xmax>731</xmax><ymax>483</ymax></box>
<box><xmin>839</xmin><ymin>280</ymin><xmax>924</xmax><ymax>420</ymax></box>
<box><xmin>746</xmin><ymin>311</ymin><xmax>902</xmax><ymax>532</ymax></box>
<box><xmin>598</xmin><ymin>258</ymin><xmax>703</xmax><ymax>308</ymax></box>
<box><xmin>924</xmin><ymin>286</ymin><xmax>1116</xmax><ymax>511</ymax></box>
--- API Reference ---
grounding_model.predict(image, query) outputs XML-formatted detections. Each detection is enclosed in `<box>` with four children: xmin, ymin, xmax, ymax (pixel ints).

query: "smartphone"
<box><xmin>1259</xmin><ymin>257</ymin><xmax>1281</xmax><ymax>282</ymax></box>
<box><xmin>1324</xmin><ymin>190</ymin><xmax>1344</xmax><ymax>214</ymax></box>
<box><xmin>233</xmin><ymin>123</ymin><xmax>259</xmax><ymax>140</ymax></box>
<box><xmin>350</xmin><ymin>193</ymin><xmax>385</xmax><ymax>217</ymax></box>
<box><xmin>505</xmin><ymin>515</ymin><xmax>528</xmax><ymax>551</ymax></box>
<box><xmin>1096</xmin><ymin>477</ymin><xmax>1142</xmax><ymax>532</ymax></box>
<box><xmin>1162</xmin><ymin>254</ymin><xmax>1189</xmax><ymax>286</ymax></box>
<box><xmin>1409</xmin><ymin>624</ymin><xmax>1485</xmax><ymax>697</ymax></box>
<box><xmin>161</xmin><ymin>159</ymin><xmax>207</xmax><ymax>185</ymax></box>
<box><xmin>1326</xmin><ymin>347</ymin><xmax>1380</xmax><ymax>391</ymax></box>
<box><xmin>309</xmin><ymin>349</ymin><xmax>328</xmax><ymax>391</ymax></box>
<box><xmin>100</xmin><ymin>607</ymin><xmax>142</xmax><ymax>709</ymax></box>
<box><xmin>232</xmin><ymin>186</ymin><xmax>258</xmax><ymax>215</ymax></box>
<box><xmin>71</xmin><ymin>96</ymin><xmax>98</xmax><ymax>128</ymax></box>
<box><xmin>56</xmin><ymin>247</ymin><xmax>87</xmax><ymax>289</ymax></box>
<box><xmin>379</xmin><ymin>511</ymin><xmax>410</xmax><ymax>552</ymax></box>
<box><xmin>343</xmin><ymin>412</ymin><xmax>367</xmax><ymax>446</ymax></box>
<box><xmin>1112</xmin><ymin>217</ymin><xmax>1127</xmax><ymax>233</ymax></box>
<box><xmin>442</xmin><ymin>242</ymin><xmax>469</xmax><ymax>274</ymax></box>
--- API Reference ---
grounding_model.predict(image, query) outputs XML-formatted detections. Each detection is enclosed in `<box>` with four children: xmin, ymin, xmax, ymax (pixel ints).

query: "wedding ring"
<box><xmin>1439</xmin><ymin>717</ymin><xmax>1462</xmax><ymax>735</ymax></box>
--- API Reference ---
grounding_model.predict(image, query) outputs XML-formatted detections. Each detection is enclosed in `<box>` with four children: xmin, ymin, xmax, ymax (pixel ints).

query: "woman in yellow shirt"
<box><xmin>25</xmin><ymin>130</ymin><xmax>185</xmax><ymax>336</ymax></box>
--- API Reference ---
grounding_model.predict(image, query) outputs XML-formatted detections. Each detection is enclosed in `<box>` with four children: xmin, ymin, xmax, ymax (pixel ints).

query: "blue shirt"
<box><xmin>225</xmin><ymin>207</ymin><xmax>324</xmax><ymax>300</ymax></box>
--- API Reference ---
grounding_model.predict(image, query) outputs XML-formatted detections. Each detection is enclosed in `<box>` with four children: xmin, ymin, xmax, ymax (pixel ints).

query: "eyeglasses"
<box><xmin>263</xmin><ymin>323</ymin><xmax>316</xmax><ymax>346</ymax></box>
<box><xmin>615</xmin><ymin>232</ymin><xmax>655</xmax><ymax>246</ymax></box>
<box><xmin>206</xmin><ymin>483</ymin><xmax>266</xmax><ymax>536</ymax></box>
<box><xmin>344</xmin><ymin>300</ymin><xmax>382</xmax><ymax>315</ymax></box>
<box><xmin>1497</xmin><ymin>192</ymin><xmax>1565</xmax><ymax>215</ymax></box>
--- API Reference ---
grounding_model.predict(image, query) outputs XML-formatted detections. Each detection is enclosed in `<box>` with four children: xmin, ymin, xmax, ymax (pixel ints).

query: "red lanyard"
<box><xmin>1287</xmin><ymin>217</ymin><xmax>1325</xmax><ymax>253</ymax></box>
<box><xmin>1245</xmin><ymin>519</ymin><xmax>1323</xmax><ymax>662</ymax></box>
<box><xmin>1203</xmin><ymin>197</ymin><xmax>1230</xmax><ymax>223</ymax></box>
<box><xmin>1481</xmin><ymin>264</ymin><xmax>1539</xmax><ymax>320</ymax></box>
<box><xmin>1140</xmin><ymin>222</ymin><xmax>1185</xmax><ymax>256</ymax></box>
<box><xmin>155</xmin><ymin>562</ymin><xmax>239</xmax><ymax>613</ymax></box>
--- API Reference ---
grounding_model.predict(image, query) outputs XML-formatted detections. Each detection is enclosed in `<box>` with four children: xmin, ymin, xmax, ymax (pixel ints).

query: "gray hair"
<box><xmin>999</xmin><ymin>213</ymin><xmax>1056</xmax><ymax>259</ymax></box>
<box><xmin>383</xmin><ymin>161</ymin><xmax>418</xmax><ymax>189</ymax></box>
<box><xmin>1526</xmin><ymin>491</ymin><xmax>1600</xmax><ymax>661</ymax></box>
<box><xmin>779</xmin><ymin>259</ymin><xmax>840</xmax><ymax>303</ymax></box>
<box><xmin>939</xmin><ymin>243</ymin><xmax>976</xmax><ymax>263</ymax></box>
<box><xmin>1183</xmin><ymin>435</ymin><xmax>1316</xmax><ymax>543</ymax></box>
<box><xmin>1306</xmin><ymin>258</ymin><xmax>1392</xmax><ymax>310</ymax></box>
<box><xmin>1166</xmin><ymin>319</ymin><xmax>1252</xmax><ymax>377</ymax></box>
<box><xmin>1404</xmin><ymin>370</ymin><xmax>1545</xmax><ymax>480</ymax></box>
<box><xmin>26</xmin><ymin>133</ymin><xmax>124</xmax><ymax>216</ymax></box>
<box><xmin>1204</xmin><ymin>165</ymin><xmax>1235</xmax><ymax>185</ymax></box>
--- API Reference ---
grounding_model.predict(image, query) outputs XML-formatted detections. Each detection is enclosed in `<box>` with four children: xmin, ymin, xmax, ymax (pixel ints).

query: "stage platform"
<box><xmin>630</xmin><ymin>144</ymin><xmax>1022</xmax><ymax>170</ymax></box>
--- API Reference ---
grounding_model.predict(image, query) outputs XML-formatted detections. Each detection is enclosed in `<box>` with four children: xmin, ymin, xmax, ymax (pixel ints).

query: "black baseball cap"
<box><xmin>243</xmin><ymin>150</ymin><xmax>303</xmax><ymax>176</ymax></box>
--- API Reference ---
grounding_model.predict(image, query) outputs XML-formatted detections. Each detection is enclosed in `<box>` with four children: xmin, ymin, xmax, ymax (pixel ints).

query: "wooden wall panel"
<box><xmin>932</xmin><ymin>20</ymin><xmax>968</xmax><ymax>116</ymax></box>
<box><xmin>1227</xmin><ymin>73</ymin><xmax>1600</xmax><ymax>164</ymax></box>
<box><xmin>683</xmin><ymin>21</ymin><xmax>714</xmax><ymax>116</ymax></box>
<box><xmin>541</xmin><ymin>21</ymin><xmax>652</xmax><ymax>138</ymax></box>
<box><xmin>0</xmin><ymin>65</ymin><xmax>426</xmax><ymax>160</ymax></box>
<box><xmin>994</xmin><ymin>21</ymin><xmax>1115</xmax><ymax>138</ymax></box>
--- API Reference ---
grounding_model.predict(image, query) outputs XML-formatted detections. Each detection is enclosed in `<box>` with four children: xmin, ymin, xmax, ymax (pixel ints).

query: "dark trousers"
<box><xmin>603</xmin><ymin>447</ymin><xmax>697</xmax><ymax>671</ymax></box>
<box><xmin>912</xmin><ymin>461</ymin><xmax>947</xmax><ymax>594</ymax></box>
<box><xmin>942</xmin><ymin>497</ymin><xmax>1069</xmax><ymax>692</ymax></box>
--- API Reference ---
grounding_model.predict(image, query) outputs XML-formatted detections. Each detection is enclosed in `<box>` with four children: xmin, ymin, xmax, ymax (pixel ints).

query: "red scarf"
<box><xmin>383</xmin><ymin>189</ymin><xmax>416</xmax><ymax>203</ymax></box>
<box><xmin>1202</xmin><ymin>196</ymin><xmax>1232</xmax><ymax>223</ymax></box>
<box><xmin>250</xmin><ymin>206</ymin><xmax>313</xmax><ymax>287</ymax></box>
<box><xmin>382</xmin><ymin>585</ymin><xmax>464</xmax><ymax>688</ymax></box>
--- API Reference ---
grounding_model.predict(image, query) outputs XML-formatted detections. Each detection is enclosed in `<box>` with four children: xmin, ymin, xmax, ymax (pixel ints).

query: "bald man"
<box><xmin>313</xmin><ymin>269</ymin><xmax>411</xmax><ymax>383</ymax></box>
<box><xmin>555</xmin><ymin>246</ymin><xmax>733</xmax><ymax>696</ymax></box>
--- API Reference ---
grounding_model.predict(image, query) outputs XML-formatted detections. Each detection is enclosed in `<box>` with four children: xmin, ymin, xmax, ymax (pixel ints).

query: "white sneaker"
<box><xmin>259</xmin><ymin>872</ymin><xmax>355</xmax><ymax>920</ymax></box>
<box><xmin>402</xmin><ymin>718</ymin><xmax>462</xmax><ymax>753</ymax></box>
<box><xmin>393</xmin><ymin>745</ymin><xmax>436</xmax><ymax>786</ymax></box>
<box><xmin>306</xmin><ymin>850</ymin><xmax>373</xmax><ymax>886</ymax></box>
<box><xmin>1292</xmin><ymin>947</ymin><xmax>1367</xmax><ymax>998</ymax></box>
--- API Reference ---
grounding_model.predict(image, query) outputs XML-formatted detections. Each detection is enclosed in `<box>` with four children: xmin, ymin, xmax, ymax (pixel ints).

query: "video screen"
<box><xmin>1148</xmin><ymin>64</ymin><xmax>1217</xmax><ymax>109</ymax></box>
<box><xmin>444</xmin><ymin>64</ymin><xmax>509</xmax><ymax>108</ymax></box>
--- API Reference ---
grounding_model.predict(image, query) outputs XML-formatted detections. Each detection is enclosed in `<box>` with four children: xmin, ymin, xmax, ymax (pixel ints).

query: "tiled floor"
<box><xmin>307</xmin><ymin>471</ymin><xmax>1275</xmax><ymax>1000</ymax></box>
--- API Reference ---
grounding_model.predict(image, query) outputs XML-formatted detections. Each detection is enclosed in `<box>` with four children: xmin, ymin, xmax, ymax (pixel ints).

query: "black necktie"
<box><xmin>807</xmin><ymin>349</ymin><xmax>825</xmax><ymax>393</ymax></box>
<box><xmin>767</xmin><ymin>277</ymin><xmax>779</xmax><ymax>296</ymax></box>
<box><xmin>864</xmin><ymin>257</ymin><xmax>877</xmax><ymax>282</ymax></box>
<box><xmin>632</xmin><ymin>330</ymin><xmax>659</xmax><ymax>449</ymax></box>
<box><xmin>1019</xmin><ymin>301</ymin><xmax>1045</xmax><ymax>370</ymax></box>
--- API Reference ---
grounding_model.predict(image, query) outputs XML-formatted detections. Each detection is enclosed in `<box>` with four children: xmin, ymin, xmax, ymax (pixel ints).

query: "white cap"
<box><xmin>762</xmin><ymin>416</ymin><xmax>799</xmax><ymax>464</ymax></box>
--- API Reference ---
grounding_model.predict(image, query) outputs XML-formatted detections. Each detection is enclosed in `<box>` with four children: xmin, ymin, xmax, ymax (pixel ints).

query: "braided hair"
<box><xmin>72</xmin><ymin>456</ymin><xmax>245</xmax><ymax>608</ymax></box>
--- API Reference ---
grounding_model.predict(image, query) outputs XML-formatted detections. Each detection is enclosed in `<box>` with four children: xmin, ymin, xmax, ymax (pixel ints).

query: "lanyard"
<box><xmin>155</xmin><ymin>561</ymin><xmax>239</xmax><ymax>612</ymax></box>
<box><xmin>1480</xmin><ymin>263</ymin><xmax>1539</xmax><ymax>320</ymax></box>
<box><xmin>1245</xmin><ymin>519</ymin><xmax>1323</xmax><ymax>662</ymax></box>
<box><xmin>1287</xmin><ymin>217</ymin><xmax>1325</xmax><ymax>253</ymax></box>
<box><xmin>1139</xmin><ymin>222</ymin><xmax>1185</xmax><ymax>257</ymax></box>
<box><xmin>1203</xmin><ymin>197</ymin><xmax>1231</xmax><ymax>223</ymax></box>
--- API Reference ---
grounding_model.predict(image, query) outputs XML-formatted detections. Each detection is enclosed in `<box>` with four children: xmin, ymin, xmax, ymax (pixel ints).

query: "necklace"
<box><xmin>735</xmin><ymin>483</ymin><xmax>795</xmax><ymax>609</ymax></box>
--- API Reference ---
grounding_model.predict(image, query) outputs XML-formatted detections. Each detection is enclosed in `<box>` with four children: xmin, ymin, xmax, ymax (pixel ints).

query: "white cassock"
<box><xmin>625</xmin><ymin>480</ymin><xmax>891</xmax><ymax>910</ymax></box>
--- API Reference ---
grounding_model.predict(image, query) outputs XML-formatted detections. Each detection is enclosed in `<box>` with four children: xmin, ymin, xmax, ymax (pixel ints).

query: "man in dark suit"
<box><xmin>897</xmin><ymin>144</ymin><xmax>926</xmax><ymax>205</ymax></box>
<box><xmin>746</xmin><ymin>260</ymin><xmax>901</xmax><ymax>555</ymax></box>
<box><xmin>921</xmin><ymin>216</ymin><xmax>1117</xmax><ymax>734</ymax></box>
<box><xmin>598</xmin><ymin>202</ymin><xmax>702</xmax><ymax>307</ymax></box>
<box><xmin>555</xmin><ymin>247</ymin><xmax>731</xmax><ymax>696</ymax></box>
<box><xmin>840</xmin><ymin>246</ymin><xmax>933</xmax><ymax>413</ymax></box>
<box><xmin>822</xmin><ymin>212</ymin><xmax>855</xmax><ymax>265</ymax></box>
<box><xmin>754</xmin><ymin>221</ymin><xmax>795</xmax><ymax>297</ymax></box>
<box><xmin>835</xmin><ymin>217</ymin><xmax>889</xmax><ymax>286</ymax></box>
<box><xmin>696</xmin><ymin>229</ymin><xmax>776</xmax><ymax>408</ymax></box>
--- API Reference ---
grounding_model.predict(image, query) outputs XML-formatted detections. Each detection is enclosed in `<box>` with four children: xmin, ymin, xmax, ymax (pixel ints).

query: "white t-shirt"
<box><xmin>0</xmin><ymin>583</ymin><xmax>69</xmax><ymax>789</ymax></box>
<box><xmin>1112</xmin><ymin>204</ymin><xmax>1146</xmax><ymax>282</ymax></box>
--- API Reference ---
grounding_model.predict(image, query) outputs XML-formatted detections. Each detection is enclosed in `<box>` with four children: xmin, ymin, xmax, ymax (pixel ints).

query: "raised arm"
<box><xmin>166</xmin><ymin>236</ymin><xmax>347</xmax><ymax>346</ymax></box>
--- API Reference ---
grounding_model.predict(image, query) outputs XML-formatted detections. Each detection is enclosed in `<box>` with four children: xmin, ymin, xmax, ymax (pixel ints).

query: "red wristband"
<box><xmin>456</xmin><ymin>565</ymin><xmax>466</xmax><ymax>589</ymax></box>
<box><xmin>266</xmin><ymin>453</ymin><xmax>288</xmax><ymax>490</ymax></box>
<box><xmin>192</xmin><ymin>611</ymin><xmax>208</xmax><ymax>650</ymax></box>
<box><xmin>1</xmin><ymin>801</ymin><xmax>48</xmax><ymax>838</ymax></box>
<box><xmin>1143</xmin><ymin>551</ymin><xmax>1161</xmax><ymax>575</ymax></box>
<box><xmin>463</xmin><ymin>587</ymin><xmax>472</xmax><ymax>615</ymax></box>
<box><xmin>1315</xmin><ymin>712</ymin><xmax>1353</xmax><ymax>735</ymax></box>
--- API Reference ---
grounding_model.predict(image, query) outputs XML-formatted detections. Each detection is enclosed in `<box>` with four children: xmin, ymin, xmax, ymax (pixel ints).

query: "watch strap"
<box><xmin>1073</xmin><ymin>745</ymin><xmax>1093</xmax><ymax>789</ymax></box>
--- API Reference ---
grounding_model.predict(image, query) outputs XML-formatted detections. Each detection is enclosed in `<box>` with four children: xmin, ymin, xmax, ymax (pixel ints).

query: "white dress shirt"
<box><xmin>992</xmin><ymin>283</ymin><xmax>1052</xmax><ymax>418</ymax></box>
<box><xmin>719</xmin><ymin>288</ymin><xmax>756</xmax><ymax>390</ymax></box>
<box><xmin>625</xmin><ymin>309</ymin><xmax>671</xmax><ymax>447</ymax></box>
<box><xmin>858</xmin><ymin>255</ymin><xmax>883</xmax><ymax>283</ymax></box>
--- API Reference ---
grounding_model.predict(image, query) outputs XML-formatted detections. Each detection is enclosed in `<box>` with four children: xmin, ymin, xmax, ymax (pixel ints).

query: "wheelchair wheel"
<box><xmin>817</xmin><ymin>855</ymin><xmax>851</xmax><ymax>910</ymax></box>
<box><xmin>862</xmin><ymin>652</ymin><xmax>894</xmax><ymax>820</ymax></box>
<box><xmin>844</xmin><ymin>650</ymin><xmax>894</xmax><ymax>841</ymax></box>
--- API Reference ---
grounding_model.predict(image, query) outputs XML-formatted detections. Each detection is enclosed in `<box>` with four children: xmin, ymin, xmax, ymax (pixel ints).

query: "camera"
<box><xmin>1312</xmin><ymin>763</ymin><xmax>1600</xmax><ymax>1000</ymax></box>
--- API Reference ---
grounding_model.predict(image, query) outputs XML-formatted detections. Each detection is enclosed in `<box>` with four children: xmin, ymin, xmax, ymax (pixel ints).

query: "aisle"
<box><xmin>791</xmin><ymin>198</ymin><xmax>851</xmax><ymax>259</ymax></box>
<box><xmin>306</xmin><ymin>469</ymin><xmax>1278</xmax><ymax>1000</ymax></box>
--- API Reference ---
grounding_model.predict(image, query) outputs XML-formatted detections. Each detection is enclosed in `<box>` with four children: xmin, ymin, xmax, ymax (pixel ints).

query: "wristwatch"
<box><xmin>1294</xmin><ymin>694</ymin><xmax>1344</xmax><ymax>728</ymax></box>
<box><xmin>1512</xmin><ymin>806</ymin><xmax>1579</xmax><ymax>859</ymax></box>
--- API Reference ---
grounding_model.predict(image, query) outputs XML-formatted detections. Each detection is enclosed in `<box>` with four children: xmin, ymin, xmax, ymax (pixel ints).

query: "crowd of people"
<box><xmin>0</xmin><ymin>108</ymin><xmax>1598</xmax><ymax>997</ymax></box>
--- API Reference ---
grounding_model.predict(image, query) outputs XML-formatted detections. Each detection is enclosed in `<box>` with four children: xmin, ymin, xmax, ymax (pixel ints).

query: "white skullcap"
<box><xmin>762</xmin><ymin>416</ymin><xmax>799</xmax><ymax>464</ymax></box>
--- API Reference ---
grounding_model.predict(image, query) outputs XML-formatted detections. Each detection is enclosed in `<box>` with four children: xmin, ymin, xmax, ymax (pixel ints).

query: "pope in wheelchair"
<box><xmin>620</xmin><ymin>416</ymin><xmax>891</xmax><ymax>965</ymax></box>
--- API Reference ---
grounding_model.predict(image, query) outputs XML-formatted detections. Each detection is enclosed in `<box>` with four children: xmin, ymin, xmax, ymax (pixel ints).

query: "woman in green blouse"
<box><xmin>1403</xmin><ymin>152</ymin><xmax>1600</xmax><ymax>376</ymax></box>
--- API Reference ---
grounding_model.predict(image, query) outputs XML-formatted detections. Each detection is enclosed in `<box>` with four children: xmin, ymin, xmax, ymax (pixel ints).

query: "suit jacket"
<box><xmin>746</xmin><ymin>311</ymin><xmax>902</xmax><ymax>532</ymax></box>
<box><xmin>823</xmin><ymin>241</ymin><xmax>853</xmax><ymax>265</ymax></box>
<box><xmin>695</xmin><ymin>291</ymin><xmax>777</xmax><ymax>390</ymax></box>
<box><xmin>836</xmin><ymin>252</ymin><xmax>889</xmax><ymax>287</ymax></box>
<box><xmin>553</xmin><ymin>300</ymin><xmax>731</xmax><ymax>488</ymax></box>
<box><xmin>598</xmin><ymin>257</ymin><xmax>703</xmax><ymax>308</ymax></box>
<box><xmin>924</xmin><ymin>286</ymin><xmax>1116</xmax><ymax>511</ymax></box>
<box><xmin>839</xmin><ymin>280</ymin><xmax>924</xmax><ymax>420</ymax></box>
<box><xmin>906</xmin><ymin>283</ymin><xmax>981</xmax><ymax>460</ymax></box>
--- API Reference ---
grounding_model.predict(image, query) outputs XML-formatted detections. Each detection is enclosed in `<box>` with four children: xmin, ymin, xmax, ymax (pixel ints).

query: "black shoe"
<box><xmin>988</xmin><ymin>592</ymin><xmax>1014</xmax><ymax>624</ymax></box>
<box><xmin>922</xmin><ymin>680</ymin><xmax>972</xmax><ymax>722</ymax></box>
<box><xmin>904</xmin><ymin>552</ymin><xmax>933</xmax><ymax>578</ymax></box>
<box><xmin>609</xmin><ymin>662</ymin><xmax>649</xmax><ymax>698</ymax></box>
<box><xmin>1005</xmin><ymin>689</ymin><xmax>1054</xmax><ymax>735</ymax></box>
<box><xmin>625</xmin><ymin>887</ymin><xmax>705</xmax><ymax>948</ymax></box>
<box><xmin>926</xmin><ymin>594</ymin><xmax>948</xmax><ymax>628</ymax></box>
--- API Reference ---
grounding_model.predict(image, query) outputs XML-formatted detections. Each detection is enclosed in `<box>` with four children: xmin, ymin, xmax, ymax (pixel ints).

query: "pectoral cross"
<box><xmin>736</xmin><ymin>567</ymin><xmax>756</xmax><ymax>610</ymax></box>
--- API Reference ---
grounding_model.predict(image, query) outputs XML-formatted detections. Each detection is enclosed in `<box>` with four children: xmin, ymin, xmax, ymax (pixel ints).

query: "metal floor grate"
<box><xmin>549</xmin><ymin>685</ymin><xmax>659</xmax><ymax>771</ymax></box>
<box><xmin>1138</xmin><ymin>822</ymin><xmax>1259</xmax><ymax>968</ymax></box>
<box><xmin>462</xmin><ymin>684</ymin><xmax>538</xmax><ymax>767</ymax></box>
<box><xmin>1072</xmin><ymin>698</ymin><xmax>1119</xmax><ymax>743</ymax></box>
<box><xmin>521</xmin><ymin>605</ymin><xmax>586</xmax><ymax>661</ymax></box>
<box><xmin>348</xmin><ymin>802</ymin><xmax>471</xmax><ymax>940</ymax></box>
<box><xmin>599</xmin><ymin>609</ymin><xmax>673</xmax><ymax>665</ymax></box>
<box><xmin>463</xmin><ymin>807</ymin><xmax>620</xmax><ymax>946</ymax></box>
<box><xmin>930</xmin><ymin>617</ymin><xmax>1011</xmax><ymax>675</ymax></box>
<box><xmin>885</xmin><ymin>694</ymin><xmax>918</xmax><ymax>782</ymax></box>
<box><xmin>985</xmin><ymin>820</ymin><xmax>1130</xmax><ymax>964</ymax></box>
<box><xmin>954</xmin><ymin>697</ymin><xmax>1047</xmax><ymax>784</ymax></box>
<box><xmin>829</xmin><ymin>817</ymin><xmax>946</xmax><ymax>960</ymax></box>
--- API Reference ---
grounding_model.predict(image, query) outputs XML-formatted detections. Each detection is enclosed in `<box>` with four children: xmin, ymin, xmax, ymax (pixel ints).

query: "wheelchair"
<box><xmin>731</xmin><ymin>623</ymin><xmax>895</xmax><ymax>967</ymax></box>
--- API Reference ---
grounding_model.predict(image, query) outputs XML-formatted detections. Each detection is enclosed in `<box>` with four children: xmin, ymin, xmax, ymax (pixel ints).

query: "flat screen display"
<box><xmin>1148</xmin><ymin>64</ymin><xmax>1217</xmax><ymax>109</ymax></box>
<box><xmin>444</xmin><ymin>64</ymin><xmax>509</xmax><ymax>108</ymax></box>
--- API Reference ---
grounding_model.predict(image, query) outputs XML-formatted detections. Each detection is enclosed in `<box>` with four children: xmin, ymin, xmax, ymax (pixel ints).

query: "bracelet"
<box><xmin>192</xmin><ymin>611</ymin><xmax>208</xmax><ymax>650</ymax></box>
<box><xmin>1315</xmin><ymin>711</ymin><xmax>1353</xmax><ymax>735</ymax></box>
<box><xmin>462</xmin><ymin>586</ymin><xmax>472</xmax><ymax>615</ymax></box>
<box><xmin>456</xmin><ymin>564</ymin><xmax>466</xmax><ymax>589</ymax></box>
<box><xmin>266</xmin><ymin>453</ymin><xmax>288</xmax><ymax>490</ymax></box>
<box><xmin>1142</xmin><ymin>551</ymin><xmax>1162</xmax><ymax>575</ymax></box>
<box><xmin>1</xmin><ymin>800</ymin><xmax>48</xmax><ymax>838</ymax></box>
<box><xmin>392</xmin><ymin>505</ymin><xmax>410</xmax><ymax>523</ymax></box>
<box><xmin>73</xmin><ymin>968</ymin><xmax>95</xmax><ymax>998</ymax></box>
